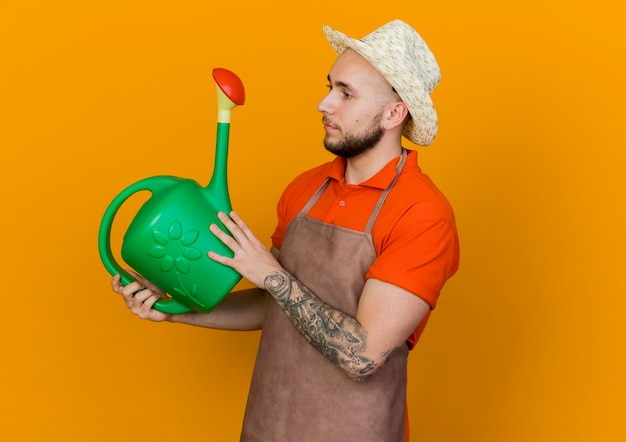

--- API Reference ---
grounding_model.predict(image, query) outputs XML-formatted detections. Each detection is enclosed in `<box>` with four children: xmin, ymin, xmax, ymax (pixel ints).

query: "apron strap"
<box><xmin>300</xmin><ymin>179</ymin><xmax>331</xmax><ymax>214</ymax></box>
<box><xmin>364</xmin><ymin>148</ymin><xmax>407</xmax><ymax>233</ymax></box>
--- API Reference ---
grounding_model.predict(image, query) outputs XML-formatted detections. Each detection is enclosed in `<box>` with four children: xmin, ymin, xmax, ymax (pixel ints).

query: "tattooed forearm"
<box><xmin>264</xmin><ymin>270</ymin><xmax>384</xmax><ymax>381</ymax></box>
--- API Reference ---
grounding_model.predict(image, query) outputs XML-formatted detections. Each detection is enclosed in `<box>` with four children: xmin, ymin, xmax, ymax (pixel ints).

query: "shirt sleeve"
<box><xmin>366</xmin><ymin>201</ymin><xmax>460</xmax><ymax>309</ymax></box>
<box><xmin>271</xmin><ymin>192</ymin><xmax>289</xmax><ymax>250</ymax></box>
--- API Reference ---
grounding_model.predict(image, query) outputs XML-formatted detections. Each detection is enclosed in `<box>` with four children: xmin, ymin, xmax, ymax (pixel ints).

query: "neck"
<box><xmin>344</xmin><ymin>138</ymin><xmax>403</xmax><ymax>185</ymax></box>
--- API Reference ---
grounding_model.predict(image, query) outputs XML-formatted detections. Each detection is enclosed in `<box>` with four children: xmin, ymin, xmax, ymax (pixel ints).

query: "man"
<box><xmin>112</xmin><ymin>20</ymin><xmax>459</xmax><ymax>441</ymax></box>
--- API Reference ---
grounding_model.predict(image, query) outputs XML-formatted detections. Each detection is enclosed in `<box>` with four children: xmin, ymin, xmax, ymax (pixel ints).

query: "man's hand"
<box><xmin>208</xmin><ymin>211</ymin><xmax>283</xmax><ymax>289</ymax></box>
<box><xmin>111</xmin><ymin>270</ymin><xmax>171</xmax><ymax>322</ymax></box>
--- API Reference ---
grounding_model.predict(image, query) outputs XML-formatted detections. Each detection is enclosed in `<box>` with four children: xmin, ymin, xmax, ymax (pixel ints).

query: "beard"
<box><xmin>323</xmin><ymin>114</ymin><xmax>384</xmax><ymax>159</ymax></box>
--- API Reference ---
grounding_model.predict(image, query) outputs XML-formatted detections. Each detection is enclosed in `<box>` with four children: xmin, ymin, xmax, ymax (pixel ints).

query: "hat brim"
<box><xmin>323</xmin><ymin>25</ymin><xmax>438</xmax><ymax>146</ymax></box>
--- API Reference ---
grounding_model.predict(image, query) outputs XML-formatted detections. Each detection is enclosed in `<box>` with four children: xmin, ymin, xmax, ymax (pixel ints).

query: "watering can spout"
<box><xmin>205</xmin><ymin>121</ymin><xmax>232</xmax><ymax>210</ymax></box>
<box><xmin>206</xmin><ymin>68</ymin><xmax>246</xmax><ymax>210</ymax></box>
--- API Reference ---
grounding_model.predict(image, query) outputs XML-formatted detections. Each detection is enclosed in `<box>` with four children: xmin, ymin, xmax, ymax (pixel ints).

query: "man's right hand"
<box><xmin>111</xmin><ymin>270</ymin><xmax>172</xmax><ymax>322</ymax></box>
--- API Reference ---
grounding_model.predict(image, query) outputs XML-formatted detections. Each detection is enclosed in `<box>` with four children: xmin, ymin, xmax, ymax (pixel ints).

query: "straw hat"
<box><xmin>323</xmin><ymin>20</ymin><xmax>440</xmax><ymax>146</ymax></box>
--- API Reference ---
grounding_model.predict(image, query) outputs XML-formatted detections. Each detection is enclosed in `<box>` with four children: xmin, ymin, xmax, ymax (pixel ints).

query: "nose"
<box><xmin>317</xmin><ymin>91</ymin><xmax>333</xmax><ymax>114</ymax></box>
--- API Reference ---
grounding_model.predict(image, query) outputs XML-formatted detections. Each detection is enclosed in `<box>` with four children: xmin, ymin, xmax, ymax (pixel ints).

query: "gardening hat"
<box><xmin>323</xmin><ymin>20</ymin><xmax>440</xmax><ymax>146</ymax></box>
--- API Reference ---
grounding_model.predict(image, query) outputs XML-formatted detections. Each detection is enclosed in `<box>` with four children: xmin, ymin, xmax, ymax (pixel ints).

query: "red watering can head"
<box><xmin>212</xmin><ymin>68</ymin><xmax>245</xmax><ymax>106</ymax></box>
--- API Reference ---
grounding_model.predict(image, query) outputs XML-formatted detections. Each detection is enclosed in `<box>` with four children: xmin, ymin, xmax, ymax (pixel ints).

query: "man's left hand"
<box><xmin>208</xmin><ymin>211</ymin><xmax>282</xmax><ymax>289</ymax></box>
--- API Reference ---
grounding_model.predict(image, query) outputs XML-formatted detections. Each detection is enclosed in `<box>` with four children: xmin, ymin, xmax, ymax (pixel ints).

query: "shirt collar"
<box><xmin>326</xmin><ymin>149</ymin><xmax>417</xmax><ymax>190</ymax></box>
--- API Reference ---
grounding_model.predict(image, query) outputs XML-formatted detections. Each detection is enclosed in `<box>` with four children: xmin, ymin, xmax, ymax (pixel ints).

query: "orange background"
<box><xmin>1</xmin><ymin>1</ymin><xmax>624</xmax><ymax>440</ymax></box>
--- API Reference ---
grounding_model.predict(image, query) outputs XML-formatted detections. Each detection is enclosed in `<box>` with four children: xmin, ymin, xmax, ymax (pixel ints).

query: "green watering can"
<box><xmin>98</xmin><ymin>68</ymin><xmax>245</xmax><ymax>314</ymax></box>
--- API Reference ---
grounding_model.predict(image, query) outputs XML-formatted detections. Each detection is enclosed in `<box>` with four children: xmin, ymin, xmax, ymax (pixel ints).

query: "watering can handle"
<box><xmin>98</xmin><ymin>176</ymin><xmax>192</xmax><ymax>314</ymax></box>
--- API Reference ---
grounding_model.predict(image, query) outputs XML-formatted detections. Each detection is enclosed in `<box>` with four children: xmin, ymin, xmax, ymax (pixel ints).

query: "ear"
<box><xmin>383</xmin><ymin>101</ymin><xmax>410</xmax><ymax>131</ymax></box>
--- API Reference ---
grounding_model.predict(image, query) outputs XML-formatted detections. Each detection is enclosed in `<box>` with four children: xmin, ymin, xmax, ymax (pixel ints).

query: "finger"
<box><xmin>121</xmin><ymin>281</ymin><xmax>145</xmax><ymax>299</ymax></box>
<box><xmin>219</xmin><ymin>211</ymin><xmax>254</xmax><ymax>243</ymax></box>
<box><xmin>215</xmin><ymin>211</ymin><xmax>243</xmax><ymax>239</ymax></box>
<box><xmin>209</xmin><ymin>222</ymin><xmax>240</xmax><ymax>250</ymax></box>
<box><xmin>207</xmin><ymin>250</ymin><xmax>232</xmax><ymax>266</ymax></box>
<box><xmin>111</xmin><ymin>274</ymin><xmax>122</xmax><ymax>293</ymax></box>
<box><xmin>141</xmin><ymin>292</ymin><xmax>159</xmax><ymax>309</ymax></box>
<box><xmin>131</xmin><ymin>289</ymin><xmax>157</xmax><ymax>308</ymax></box>
<box><xmin>129</xmin><ymin>289</ymin><xmax>157</xmax><ymax>315</ymax></box>
<box><xmin>226</xmin><ymin>211</ymin><xmax>265</xmax><ymax>249</ymax></box>
<box><xmin>126</xmin><ymin>269</ymin><xmax>140</xmax><ymax>280</ymax></box>
<box><xmin>228</xmin><ymin>211</ymin><xmax>252</xmax><ymax>236</ymax></box>
<box><xmin>136</xmin><ymin>295</ymin><xmax>166</xmax><ymax>321</ymax></box>
<box><xmin>124</xmin><ymin>269</ymin><xmax>166</xmax><ymax>297</ymax></box>
<box><xmin>111</xmin><ymin>275</ymin><xmax>141</xmax><ymax>297</ymax></box>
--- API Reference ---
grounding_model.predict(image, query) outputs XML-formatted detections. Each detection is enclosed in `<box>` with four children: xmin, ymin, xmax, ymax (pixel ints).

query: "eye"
<box><xmin>325</xmin><ymin>83</ymin><xmax>352</xmax><ymax>99</ymax></box>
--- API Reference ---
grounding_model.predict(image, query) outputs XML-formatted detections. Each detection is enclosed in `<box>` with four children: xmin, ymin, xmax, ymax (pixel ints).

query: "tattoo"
<box><xmin>265</xmin><ymin>270</ymin><xmax>386</xmax><ymax>381</ymax></box>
